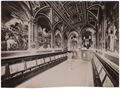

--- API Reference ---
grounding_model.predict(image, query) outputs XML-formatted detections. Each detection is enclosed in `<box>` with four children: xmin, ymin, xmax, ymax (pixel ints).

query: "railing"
<box><xmin>92</xmin><ymin>52</ymin><xmax>119</xmax><ymax>87</ymax></box>
<box><xmin>104</xmin><ymin>53</ymin><xmax>119</xmax><ymax>66</ymax></box>
<box><xmin>1</xmin><ymin>51</ymin><xmax>68</xmax><ymax>87</ymax></box>
<box><xmin>95</xmin><ymin>49</ymin><xmax>119</xmax><ymax>66</ymax></box>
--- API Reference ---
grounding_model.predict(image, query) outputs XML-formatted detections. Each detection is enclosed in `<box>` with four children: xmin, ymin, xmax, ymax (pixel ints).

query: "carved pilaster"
<box><xmin>28</xmin><ymin>17</ymin><xmax>38</xmax><ymax>50</ymax></box>
<box><xmin>51</xmin><ymin>30</ymin><xmax>54</xmax><ymax>48</ymax></box>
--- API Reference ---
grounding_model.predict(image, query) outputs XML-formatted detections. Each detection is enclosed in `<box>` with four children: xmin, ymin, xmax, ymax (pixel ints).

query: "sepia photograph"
<box><xmin>1</xmin><ymin>0</ymin><xmax>119</xmax><ymax>88</ymax></box>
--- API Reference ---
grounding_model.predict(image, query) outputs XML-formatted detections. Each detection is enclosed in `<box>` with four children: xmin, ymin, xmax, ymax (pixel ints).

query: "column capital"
<box><xmin>28</xmin><ymin>17</ymin><xmax>37</xmax><ymax>24</ymax></box>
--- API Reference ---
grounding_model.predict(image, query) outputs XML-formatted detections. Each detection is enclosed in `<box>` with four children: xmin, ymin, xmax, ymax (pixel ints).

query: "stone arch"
<box><xmin>34</xmin><ymin>13</ymin><xmax>52</xmax><ymax>49</ymax></box>
<box><xmin>81</xmin><ymin>26</ymin><xmax>96</xmax><ymax>49</ymax></box>
<box><xmin>80</xmin><ymin>24</ymin><xmax>96</xmax><ymax>34</ymax></box>
<box><xmin>34</xmin><ymin>6</ymin><xmax>50</xmax><ymax>18</ymax></box>
<box><xmin>53</xmin><ymin>20</ymin><xmax>63</xmax><ymax>32</ymax></box>
<box><xmin>36</xmin><ymin>13</ymin><xmax>52</xmax><ymax>31</ymax></box>
<box><xmin>68</xmin><ymin>31</ymin><xmax>79</xmax><ymax>39</ymax></box>
<box><xmin>53</xmin><ymin>21</ymin><xmax>64</xmax><ymax>48</ymax></box>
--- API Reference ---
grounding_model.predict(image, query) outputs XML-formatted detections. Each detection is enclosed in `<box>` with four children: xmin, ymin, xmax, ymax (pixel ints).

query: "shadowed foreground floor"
<box><xmin>17</xmin><ymin>58</ymin><xmax>93</xmax><ymax>88</ymax></box>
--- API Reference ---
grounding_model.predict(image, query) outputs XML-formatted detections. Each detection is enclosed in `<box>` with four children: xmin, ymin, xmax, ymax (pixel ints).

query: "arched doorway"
<box><xmin>68</xmin><ymin>31</ymin><xmax>79</xmax><ymax>51</ymax></box>
<box><xmin>53</xmin><ymin>21</ymin><xmax>63</xmax><ymax>51</ymax></box>
<box><xmin>68</xmin><ymin>31</ymin><xmax>79</xmax><ymax>59</ymax></box>
<box><xmin>81</xmin><ymin>27</ymin><xmax>96</xmax><ymax>49</ymax></box>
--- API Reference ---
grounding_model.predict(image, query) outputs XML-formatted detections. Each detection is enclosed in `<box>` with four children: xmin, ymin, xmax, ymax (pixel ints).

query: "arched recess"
<box><xmin>61</xmin><ymin>25</ymin><xmax>70</xmax><ymax>51</ymax></box>
<box><xmin>34</xmin><ymin>6</ymin><xmax>50</xmax><ymax>18</ymax></box>
<box><xmin>53</xmin><ymin>20</ymin><xmax>63</xmax><ymax>32</ymax></box>
<box><xmin>105</xmin><ymin>23</ymin><xmax>118</xmax><ymax>52</ymax></box>
<box><xmin>34</xmin><ymin>13</ymin><xmax>52</xmax><ymax>49</ymax></box>
<box><xmin>54</xmin><ymin>30</ymin><xmax>62</xmax><ymax>48</ymax></box>
<box><xmin>68</xmin><ymin>31</ymin><xmax>79</xmax><ymax>51</ymax></box>
<box><xmin>36</xmin><ymin>13</ymin><xmax>52</xmax><ymax>31</ymax></box>
<box><xmin>53</xmin><ymin>20</ymin><xmax>63</xmax><ymax>48</ymax></box>
<box><xmin>80</xmin><ymin>24</ymin><xmax>96</xmax><ymax>34</ymax></box>
<box><xmin>1</xmin><ymin>1</ymin><xmax>31</xmax><ymax>51</ymax></box>
<box><xmin>34</xmin><ymin>6</ymin><xmax>52</xmax><ymax>23</ymax></box>
<box><xmin>81</xmin><ymin>26</ymin><xmax>96</xmax><ymax>49</ymax></box>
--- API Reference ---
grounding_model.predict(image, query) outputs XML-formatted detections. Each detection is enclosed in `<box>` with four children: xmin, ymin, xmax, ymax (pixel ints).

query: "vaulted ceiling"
<box><xmin>2</xmin><ymin>1</ymin><xmax>31</xmax><ymax>23</ymax></box>
<box><xmin>2</xmin><ymin>1</ymin><xmax>118</xmax><ymax>33</ymax></box>
<box><xmin>62</xmin><ymin>1</ymin><xmax>102</xmax><ymax>29</ymax></box>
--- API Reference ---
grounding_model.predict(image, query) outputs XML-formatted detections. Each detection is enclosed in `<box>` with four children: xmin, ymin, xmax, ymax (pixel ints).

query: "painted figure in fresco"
<box><xmin>55</xmin><ymin>34</ymin><xmax>61</xmax><ymax>48</ymax></box>
<box><xmin>7</xmin><ymin>36</ymin><xmax>18</xmax><ymax>50</ymax></box>
<box><xmin>1</xmin><ymin>22</ymin><xmax>28</xmax><ymax>51</ymax></box>
<box><xmin>108</xmin><ymin>24</ymin><xmax>117</xmax><ymax>52</ymax></box>
<box><xmin>38</xmin><ymin>26</ymin><xmax>51</xmax><ymax>49</ymax></box>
